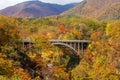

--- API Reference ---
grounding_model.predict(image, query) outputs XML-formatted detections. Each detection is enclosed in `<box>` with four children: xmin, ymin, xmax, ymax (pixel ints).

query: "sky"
<box><xmin>0</xmin><ymin>0</ymin><xmax>83</xmax><ymax>10</ymax></box>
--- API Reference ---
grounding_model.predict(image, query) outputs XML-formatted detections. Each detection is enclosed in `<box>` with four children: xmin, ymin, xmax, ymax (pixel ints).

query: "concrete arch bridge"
<box><xmin>49</xmin><ymin>40</ymin><xmax>91</xmax><ymax>69</ymax></box>
<box><xmin>22</xmin><ymin>39</ymin><xmax>90</xmax><ymax>69</ymax></box>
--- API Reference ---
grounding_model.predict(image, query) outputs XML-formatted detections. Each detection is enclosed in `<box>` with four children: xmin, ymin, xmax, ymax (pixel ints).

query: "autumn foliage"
<box><xmin>0</xmin><ymin>14</ymin><xmax>120</xmax><ymax>80</ymax></box>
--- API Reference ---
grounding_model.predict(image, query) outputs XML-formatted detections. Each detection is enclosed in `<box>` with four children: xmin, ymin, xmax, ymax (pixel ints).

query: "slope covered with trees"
<box><xmin>97</xmin><ymin>2</ymin><xmax>120</xmax><ymax>21</ymax></box>
<box><xmin>62</xmin><ymin>0</ymin><xmax>120</xmax><ymax>21</ymax></box>
<box><xmin>0</xmin><ymin>1</ymin><xmax>77</xmax><ymax>18</ymax></box>
<box><xmin>0</xmin><ymin>14</ymin><xmax>120</xmax><ymax>80</ymax></box>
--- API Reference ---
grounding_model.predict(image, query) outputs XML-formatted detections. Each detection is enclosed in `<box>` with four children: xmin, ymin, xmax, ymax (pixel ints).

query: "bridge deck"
<box><xmin>49</xmin><ymin>40</ymin><xmax>91</xmax><ymax>43</ymax></box>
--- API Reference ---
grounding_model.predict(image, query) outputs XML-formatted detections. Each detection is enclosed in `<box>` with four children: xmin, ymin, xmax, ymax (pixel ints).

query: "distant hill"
<box><xmin>62</xmin><ymin>0</ymin><xmax>120</xmax><ymax>21</ymax></box>
<box><xmin>97</xmin><ymin>2</ymin><xmax>120</xmax><ymax>21</ymax></box>
<box><xmin>0</xmin><ymin>1</ymin><xmax>77</xmax><ymax>18</ymax></box>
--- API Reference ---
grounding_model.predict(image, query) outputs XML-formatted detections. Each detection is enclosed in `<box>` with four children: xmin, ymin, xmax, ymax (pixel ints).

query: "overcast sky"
<box><xmin>0</xmin><ymin>0</ymin><xmax>83</xmax><ymax>10</ymax></box>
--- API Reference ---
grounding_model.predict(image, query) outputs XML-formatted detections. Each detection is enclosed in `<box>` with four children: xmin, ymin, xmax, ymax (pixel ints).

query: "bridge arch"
<box><xmin>51</xmin><ymin>43</ymin><xmax>80</xmax><ymax>69</ymax></box>
<box><xmin>52</xmin><ymin>43</ymin><xmax>78</xmax><ymax>56</ymax></box>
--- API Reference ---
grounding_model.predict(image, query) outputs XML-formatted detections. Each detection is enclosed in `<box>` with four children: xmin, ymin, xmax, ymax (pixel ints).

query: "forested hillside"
<box><xmin>97</xmin><ymin>2</ymin><xmax>120</xmax><ymax>21</ymax></box>
<box><xmin>62</xmin><ymin>0</ymin><xmax>120</xmax><ymax>21</ymax></box>
<box><xmin>0</xmin><ymin>14</ymin><xmax>120</xmax><ymax>80</ymax></box>
<box><xmin>0</xmin><ymin>1</ymin><xmax>77</xmax><ymax>18</ymax></box>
